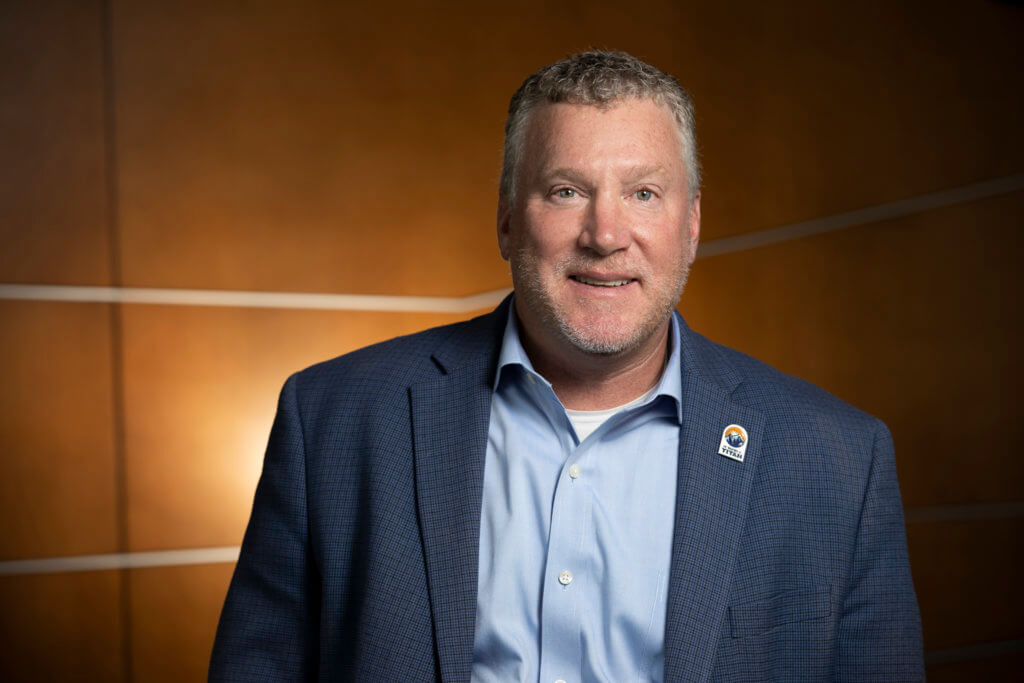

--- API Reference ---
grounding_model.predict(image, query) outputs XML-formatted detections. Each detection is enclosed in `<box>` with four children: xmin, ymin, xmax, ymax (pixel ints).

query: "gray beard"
<box><xmin>511</xmin><ymin>249</ymin><xmax>690</xmax><ymax>356</ymax></box>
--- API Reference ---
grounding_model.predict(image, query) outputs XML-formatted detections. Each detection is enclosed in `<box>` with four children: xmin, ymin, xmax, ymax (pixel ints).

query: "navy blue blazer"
<box><xmin>210</xmin><ymin>298</ymin><xmax>924</xmax><ymax>681</ymax></box>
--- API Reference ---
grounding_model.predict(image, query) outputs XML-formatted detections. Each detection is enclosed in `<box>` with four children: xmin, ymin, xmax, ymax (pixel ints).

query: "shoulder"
<box><xmin>285</xmin><ymin>303</ymin><xmax>506</xmax><ymax>408</ymax></box>
<box><xmin>732</xmin><ymin>342</ymin><xmax>873</xmax><ymax>426</ymax></box>
<box><xmin>682</xmin><ymin>323</ymin><xmax>891</xmax><ymax>514</ymax></box>
<box><xmin>297</xmin><ymin>322</ymin><xmax>454</xmax><ymax>387</ymax></box>
<box><xmin>683</xmin><ymin>323</ymin><xmax>885</xmax><ymax>447</ymax></box>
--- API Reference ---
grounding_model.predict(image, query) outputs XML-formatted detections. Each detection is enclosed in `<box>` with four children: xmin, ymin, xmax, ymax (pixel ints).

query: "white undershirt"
<box><xmin>564</xmin><ymin>384</ymin><xmax>660</xmax><ymax>441</ymax></box>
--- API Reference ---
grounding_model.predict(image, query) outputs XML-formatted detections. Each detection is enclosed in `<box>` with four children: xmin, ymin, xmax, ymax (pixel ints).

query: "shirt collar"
<box><xmin>493</xmin><ymin>297</ymin><xmax>684</xmax><ymax>423</ymax></box>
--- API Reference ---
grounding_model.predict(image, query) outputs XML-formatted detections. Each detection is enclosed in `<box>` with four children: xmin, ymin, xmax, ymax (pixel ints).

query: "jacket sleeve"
<box><xmin>836</xmin><ymin>421</ymin><xmax>924</xmax><ymax>681</ymax></box>
<box><xmin>209</xmin><ymin>373</ymin><xmax>320</xmax><ymax>681</ymax></box>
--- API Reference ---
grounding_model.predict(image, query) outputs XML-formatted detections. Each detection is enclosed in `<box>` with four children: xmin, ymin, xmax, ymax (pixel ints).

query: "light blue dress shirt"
<box><xmin>472</xmin><ymin>306</ymin><xmax>683</xmax><ymax>683</ymax></box>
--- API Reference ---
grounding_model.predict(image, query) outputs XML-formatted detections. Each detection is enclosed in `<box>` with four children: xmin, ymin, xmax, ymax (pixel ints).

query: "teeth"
<box><xmin>573</xmin><ymin>275</ymin><xmax>631</xmax><ymax>287</ymax></box>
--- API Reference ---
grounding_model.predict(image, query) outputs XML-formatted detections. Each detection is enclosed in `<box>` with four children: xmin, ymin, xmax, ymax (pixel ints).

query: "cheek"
<box><xmin>520</xmin><ymin>229</ymin><xmax>574</xmax><ymax>266</ymax></box>
<box><xmin>643</xmin><ymin>229</ymin><xmax>692</xmax><ymax>274</ymax></box>
<box><xmin>513</xmin><ymin>247</ymin><xmax>558</xmax><ymax>282</ymax></box>
<box><xmin>523</xmin><ymin>206</ymin><xmax>582</xmax><ymax>246</ymax></box>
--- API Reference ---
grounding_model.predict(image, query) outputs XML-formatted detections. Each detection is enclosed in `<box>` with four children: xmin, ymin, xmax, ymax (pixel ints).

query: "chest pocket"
<box><xmin>727</xmin><ymin>585</ymin><xmax>832</xmax><ymax>638</ymax></box>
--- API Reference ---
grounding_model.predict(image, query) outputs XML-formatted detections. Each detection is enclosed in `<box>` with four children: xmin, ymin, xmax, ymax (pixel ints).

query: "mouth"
<box><xmin>569</xmin><ymin>275</ymin><xmax>635</xmax><ymax>288</ymax></box>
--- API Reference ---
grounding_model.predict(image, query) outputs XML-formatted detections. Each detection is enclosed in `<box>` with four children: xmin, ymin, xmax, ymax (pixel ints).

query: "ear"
<box><xmin>497</xmin><ymin>194</ymin><xmax>514</xmax><ymax>261</ymax></box>
<box><xmin>687</xmin><ymin>191</ymin><xmax>701</xmax><ymax>262</ymax></box>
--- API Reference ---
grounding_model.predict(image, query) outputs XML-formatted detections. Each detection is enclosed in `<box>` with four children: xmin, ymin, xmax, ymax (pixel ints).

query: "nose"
<box><xmin>577</xmin><ymin>193</ymin><xmax>632</xmax><ymax>256</ymax></box>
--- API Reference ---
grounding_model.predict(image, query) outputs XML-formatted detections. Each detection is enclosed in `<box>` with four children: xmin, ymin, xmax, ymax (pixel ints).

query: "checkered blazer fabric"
<box><xmin>209</xmin><ymin>297</ymin><xmax>924</xmax><ymax>682</ymax></box>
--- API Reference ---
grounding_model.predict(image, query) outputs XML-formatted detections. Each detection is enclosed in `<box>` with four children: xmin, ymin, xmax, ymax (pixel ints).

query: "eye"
<box><xmin>555</xmin><ymin>188</ymin><xmax>577</xmax><ymax>199</ymax></box>
<box><xmin>634</xmin><ymin>188</ymin><xmax>654</xmax><ymax>202</ymax></box>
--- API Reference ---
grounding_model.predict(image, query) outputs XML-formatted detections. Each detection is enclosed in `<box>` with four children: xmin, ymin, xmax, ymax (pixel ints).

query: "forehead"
<box><xmin>520</xmin><ymin>99</ymin><xmax>685</xmax><ymax>176</ymax></box>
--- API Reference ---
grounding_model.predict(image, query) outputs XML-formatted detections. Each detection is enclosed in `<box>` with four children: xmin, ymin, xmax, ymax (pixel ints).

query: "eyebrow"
<box><xmin>622</xmin><ymin>165</ymin><xmax>668</xmax><ymax>182</ymax></box>
<box><xmin>542</xmin><ymin>167</ymin><xmax>589</xmax><ymax>184</ymax></box>
<box><xmin>542</xmin><ymin>165</ymin><xmax>669</xmax><ymax>184</ymax></box>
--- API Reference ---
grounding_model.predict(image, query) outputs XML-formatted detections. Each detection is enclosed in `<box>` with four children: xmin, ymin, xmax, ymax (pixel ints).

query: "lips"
<box><xmin>570</xmin><ymin>274</ymin><xmax>634</xmax><ymax>287</ymax></box>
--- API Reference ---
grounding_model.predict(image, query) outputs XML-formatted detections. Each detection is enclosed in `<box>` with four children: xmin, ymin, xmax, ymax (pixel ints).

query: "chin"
<box><xmin>567</xmin><ymin>336</ymin><xmax>638</xmax><ymax>355</ymax></box>
<box><xmin>557</xmin><ymin>317</ymin><xmax>649</xmax><ymax>356</ymax></box>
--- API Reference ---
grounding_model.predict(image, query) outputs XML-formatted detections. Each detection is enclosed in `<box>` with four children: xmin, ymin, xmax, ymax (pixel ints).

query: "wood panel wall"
<box><xmin>2</xmin><ymin>0</ymin><xmax>1021</xmax><ymax>679</ymax></box>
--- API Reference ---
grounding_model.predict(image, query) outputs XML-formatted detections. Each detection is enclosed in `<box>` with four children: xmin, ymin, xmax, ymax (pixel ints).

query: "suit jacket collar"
<box><xmin>410</xmin><ymin>297</ymin><xmax>510</xmax><ymax>683</ymax></box>
<box><xmin>411</xmin><ymin>300</ymin><xmax>763</xmax><ymax>682</ymax></box>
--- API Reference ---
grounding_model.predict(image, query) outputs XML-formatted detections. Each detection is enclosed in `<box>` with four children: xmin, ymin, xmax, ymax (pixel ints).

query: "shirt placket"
<box><xmin>538</xmin><ymin>408</ymin><xmax>592</xmax><ymax>683</ymax></box>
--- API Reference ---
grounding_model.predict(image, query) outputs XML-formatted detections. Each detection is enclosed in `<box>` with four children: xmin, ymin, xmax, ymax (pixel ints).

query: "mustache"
<box><xmin>552</xmin><ymin>254</ymin><xmax>650</xmax><ymax>278</ymax></box>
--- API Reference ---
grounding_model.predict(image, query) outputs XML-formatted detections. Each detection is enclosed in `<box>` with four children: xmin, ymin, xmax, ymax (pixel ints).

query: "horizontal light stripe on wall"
<box><xmin>0</xmin><ymin>284</ymin><xmax>514</xmax><ymax>314</ymax></box>
<box><xmin>696</xmin><ymin>173</ymin><xmax>1024</xmax><ymax>258</ymax></box>
<box><xmin>905</xmin><ymin>502</ymin><xmax>1024</xmax><ymax>524</ymax></box>
<box><xmin>0</xmin><ymin>547</ymin><xmax>240</xmax><ymax>575</ymax></box>
<box><xmin>2</xmin><ymin>174</ymin><xmax>1021</xmax><ymax>311</ymax></box>
<box><xmin>924</xmin><ymin>637</ymin><xmax>1024</xmax><ymax>666</ymax></box>
<box><xmin>2</xmin><ymin>502</ymin><xmax>1020</xmax><ymax>575</ymax></box>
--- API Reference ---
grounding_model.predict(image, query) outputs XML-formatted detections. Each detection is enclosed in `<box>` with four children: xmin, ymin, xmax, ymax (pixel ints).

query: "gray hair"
<box><xmin>500</xmin><ymin>50</ymin><xmax>700</xmax><ymax>202</ymax></box>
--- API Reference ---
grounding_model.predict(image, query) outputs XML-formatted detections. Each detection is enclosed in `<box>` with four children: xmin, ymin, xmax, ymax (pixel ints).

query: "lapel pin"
<box><xmin>718</xmin><ymin>424</ymin><xmax>748</xmax><ymax>462</ymax></box>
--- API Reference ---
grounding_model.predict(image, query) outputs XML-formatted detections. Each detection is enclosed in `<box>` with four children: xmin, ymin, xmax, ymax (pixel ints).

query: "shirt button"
<box><xmin>558</xmin><ymin>570</ymin><xmax>573</xmax><ymax>586</ymax></box>
<box><xmin>568</xmin><ymin>464</ymin><xmax>581</xmax><ymax>479</ymax></box>
<box><xmin>555</xmin><ymin>680</ymin><xmax>567</xmax><ymax>683</ymax></box>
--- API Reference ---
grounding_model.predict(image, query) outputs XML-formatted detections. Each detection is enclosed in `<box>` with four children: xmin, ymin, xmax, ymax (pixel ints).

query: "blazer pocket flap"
<box><xmin>728</xmin><ymin>585</ymin><xmax>832</xmax><ymax>638</ymax></box>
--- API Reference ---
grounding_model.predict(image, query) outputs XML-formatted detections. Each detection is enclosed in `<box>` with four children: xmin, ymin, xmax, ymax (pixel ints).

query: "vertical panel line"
<box><xmin>100</xmin><ymin>0</ymin><xmax>132</xmax><ymax>681</ymax></box>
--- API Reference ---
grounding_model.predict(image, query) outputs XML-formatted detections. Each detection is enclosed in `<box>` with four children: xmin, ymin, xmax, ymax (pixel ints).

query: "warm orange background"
<box><xmin>1</xmin><ymin>0</ymin><xmax>1022</xmax><ymax>680</ymax></box>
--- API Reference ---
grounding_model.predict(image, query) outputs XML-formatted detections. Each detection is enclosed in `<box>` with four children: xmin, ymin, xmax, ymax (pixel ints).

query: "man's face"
<box><xmin>499</xmin><ymin>98</ymin><xmax>701</xmax><ymax>358</ymax></box>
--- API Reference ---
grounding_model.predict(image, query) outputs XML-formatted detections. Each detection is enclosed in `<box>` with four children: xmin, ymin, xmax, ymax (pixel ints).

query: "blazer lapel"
<box><xmin>663</xmin><ymin>321</ymin><xmax>766</xmax><ymax>682</ymax></box>
<box><xmin>410</xmin><ymin>306</ymin><xmax>506</xmax><ymax>683</ymax></box>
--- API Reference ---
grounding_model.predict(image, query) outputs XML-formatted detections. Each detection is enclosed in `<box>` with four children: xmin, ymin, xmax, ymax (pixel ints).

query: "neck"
<box><xmin>518</xmin><ymin>316</ymin><xmax>672</xmax><ymax>411</ymax></box>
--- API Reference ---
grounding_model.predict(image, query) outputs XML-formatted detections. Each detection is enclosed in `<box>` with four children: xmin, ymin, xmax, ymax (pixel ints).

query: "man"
<box><xmin>210</xmin><ymin>51</ymin><xmax>923</xmax><ymax>681</ymax></box>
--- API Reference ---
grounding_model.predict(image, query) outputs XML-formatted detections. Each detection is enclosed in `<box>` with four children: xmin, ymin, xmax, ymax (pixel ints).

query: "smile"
<box><xmin>570</xmin><ymin>275</ymin><xmax>634</xmax><ymax>287</ymax></box>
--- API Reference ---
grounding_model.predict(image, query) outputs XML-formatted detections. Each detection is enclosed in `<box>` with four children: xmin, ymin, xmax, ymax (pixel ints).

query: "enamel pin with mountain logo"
<box><xmin>718</xmin><ymin>424</ymin><xmax>748</xmax><ymax>462</ymax></box>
